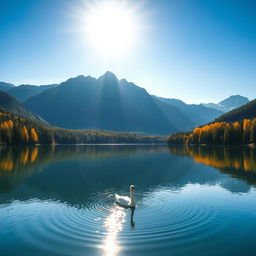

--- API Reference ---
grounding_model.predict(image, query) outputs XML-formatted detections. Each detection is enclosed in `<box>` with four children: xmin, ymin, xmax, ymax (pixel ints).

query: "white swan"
<box><xmin>115</xmin><ymin>185</ymin><xmax>135</xmax><ymax>208</ymax></box>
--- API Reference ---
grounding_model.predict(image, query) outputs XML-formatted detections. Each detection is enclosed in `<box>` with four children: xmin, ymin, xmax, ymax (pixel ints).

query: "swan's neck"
<box><xmin>130</xmin><ymin>191</ymin><xmax>135</xmax><ymax>205</ymax></box>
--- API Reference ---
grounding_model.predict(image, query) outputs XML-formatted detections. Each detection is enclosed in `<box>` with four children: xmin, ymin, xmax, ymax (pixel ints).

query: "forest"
<box><xmin>0</xmin><ymin>109</ymin><xmax>165</xmax><ymax>145</ymax></box>
<box><xmin>168</xmin><ymin>119</ymin><xmax>256</xmax><ymax>145</ymax></box>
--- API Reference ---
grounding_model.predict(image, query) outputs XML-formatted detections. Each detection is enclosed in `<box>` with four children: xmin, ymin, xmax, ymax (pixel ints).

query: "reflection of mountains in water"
<box><xmin>168</xmin><ymin>145</ymin><xmax>256</xmax><ymax>186</ymax></box>
<box><xmin>0</xmin><ymin>145</ymin><xmax>168</xmax><ymax>193</ymax></box>
<box><xmin>1</xmin><ymin>145</ymin><xmax>255</xmax><ymax>207</ymax></box>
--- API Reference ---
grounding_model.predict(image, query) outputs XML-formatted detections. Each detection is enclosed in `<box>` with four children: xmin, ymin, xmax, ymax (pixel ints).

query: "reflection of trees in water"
<box><xmin>169</xmin><ymin>146</ymin><xmax>256</xmax><ymax>172</ymax></box>
<box><xmin>0</xmin><ymin>145</ymin><xmax>167</xmax><ymax>193</ymax></box>
<box><xmin>0</xmin><ymin>146</ymin><xmax>54</xmax><ymax>173</ymax></box>
<box><xmin>168</xmin><ymin>145</ymin><xmax>256</xmax><ymax>186</ymax></box>
<box><xmin>0</xmin><ymin>145</ymin><xmax>167</xmax><ymax>173</ymax></box>
<box><xmin>0</xmin><ymin>146</ymin><xmax>56</xmax><ymax>192</ymax></box>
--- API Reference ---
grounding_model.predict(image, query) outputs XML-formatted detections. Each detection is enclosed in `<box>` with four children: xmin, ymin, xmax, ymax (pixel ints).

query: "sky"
<box><xmin>0</xmin><ymin>0</ymin><xmax>255</xmax><ymax>104</ymax></box>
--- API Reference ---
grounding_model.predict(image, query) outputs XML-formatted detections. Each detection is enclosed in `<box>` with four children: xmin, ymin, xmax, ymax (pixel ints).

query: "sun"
<box><xmin>84</xmin><ymin>1</ymin><xmax>138</xmax><ymax>57</ymax></box>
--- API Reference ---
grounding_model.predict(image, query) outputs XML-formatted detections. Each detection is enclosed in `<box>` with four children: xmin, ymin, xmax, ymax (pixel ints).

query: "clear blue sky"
<box><xmin>0</xmin><ymin>0</ymin><xmax>255</xmax><ymax>103</ymax></box>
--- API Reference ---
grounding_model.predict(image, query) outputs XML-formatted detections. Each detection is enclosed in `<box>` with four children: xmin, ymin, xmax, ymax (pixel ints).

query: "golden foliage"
<box><xmin>30</xmin><ymin>128</ymin><xmax>38</xmax><ymax>143</ymax></box>
<box><xmin>0</xmin><ymin>120</ymin><xmax>13</xmax><ymax>130</ymax></box>
<box><xmin>20</xmin><ymin>148</ymin><xmax>29</xmax><ymax>165</ymax></box>
<box><xmin>0</xmin><ymin>160</ymin><xmax>13</xmax><ymax>171</ymax></box>
<box><xmin>192</xmin><ymin>122</ymin><xmax>226</xmax><ymax>136</ymax></box>
<box><xmin>30</xmin><ymin>147</ymin><xmax>39</xmax><ymax>162</ymax></box>
<box><xmin>187</xmin><ymin>149</ymin><xmax>256</xmax><ymax>172</ymax></box>
<box><xmin>243</xmin><ymin>119</ymin><xmax>251</xmax><ymax>131</ymax></box>
<box><xmin>232</xmin><ymin>122</ymin><xmax>241</xmax><ymax>130</ymax></box>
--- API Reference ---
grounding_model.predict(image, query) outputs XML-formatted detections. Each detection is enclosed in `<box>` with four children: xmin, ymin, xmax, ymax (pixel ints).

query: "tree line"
<box><xmin>0</xmin><ymin>109</ymin><xmax>165</xmax><ymax>145</ymax></box>
<box><xmin>168</xmin><ymin>119</ymin><xmax>256</xmax><ymax>145</ymax></box>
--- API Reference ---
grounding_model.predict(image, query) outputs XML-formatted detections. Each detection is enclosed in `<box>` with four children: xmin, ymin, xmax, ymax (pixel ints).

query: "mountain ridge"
<box><xmin>203</xmin><ymin>95</ymin><xmax>249</xmax><ymax>113</ymax></box>
<box><xmin>0</xmin><ymin>82</ymin><xmax>57</xmax><ymax>102</ymax></box>
<box><xmin>153</xmin><ymin>95</ymin><xmax>224</xmax><ymax>126</ymax></box>
<box><xmin>25</xmin><ymin>72</ymin><xmax>193</xmax><ymax>135</ymax></box>
<box><xmin>1</xmin><ymin>73</ymin><xmax>250</xmax><ymax>135</ymax></box>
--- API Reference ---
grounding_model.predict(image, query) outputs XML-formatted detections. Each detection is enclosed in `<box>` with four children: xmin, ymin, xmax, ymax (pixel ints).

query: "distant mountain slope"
<box><xmin>25</xmin><ymin>72</ymin><xmax>194</xmax><ymax>135</ymax></box>
<box><xmin>7</xmin><ymin>84</ymin><xmax>58</xmax><ymax>102</ymax></box>
<box><xmin>154</xmin><ymin>96</ymin><xmax>223</xmax><ymax>125</ymax></box>
<box><xmin>203</xmin><ymin>95</ymin><xmax>249</xmax><ymax>113</ymax></box>
<box><xmin>215</xmin><ymin>99</ymin><xmax>256</xmax><ymax>122</ymax></box>
<box><xmin>0</xmin><ymin>82</ymin><xmax>15</xmax><ymax>91</ymax></box>
<box><xmin>0</xmin><ymin>91</ymin><xmax>47</xmax><ymax>124</ymax></box>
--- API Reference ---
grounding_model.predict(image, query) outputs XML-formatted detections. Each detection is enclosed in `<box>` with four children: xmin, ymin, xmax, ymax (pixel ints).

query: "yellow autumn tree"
<box><xmin>30</xmin><ymin>128</ymin><xmax>38</xmax><ymax>143</ymax></box>
<box><xmin>0</xmin><ymin>120</ymin><xmax>13</xmax><ymax>129</ymax></box>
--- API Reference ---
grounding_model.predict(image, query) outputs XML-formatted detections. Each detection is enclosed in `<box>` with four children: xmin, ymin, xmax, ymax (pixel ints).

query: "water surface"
<box><xmin>0</xmin><ymin>145</ymin><xmax>256</xmax><ymax>256</ymax></box>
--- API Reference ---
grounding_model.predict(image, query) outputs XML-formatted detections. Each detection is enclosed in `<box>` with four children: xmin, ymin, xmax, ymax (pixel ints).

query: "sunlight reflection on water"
<box><xmin>101</xmin><ymin>206</ymin><xmax>126</xmax><ymax>256</ymax></box>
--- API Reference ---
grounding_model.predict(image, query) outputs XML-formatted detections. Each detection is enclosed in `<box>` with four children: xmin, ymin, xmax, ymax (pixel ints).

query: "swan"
<box><xmin>115</xmin><ymin>185</ymin><xmax>135</xmax><ymax>208</ymax></box>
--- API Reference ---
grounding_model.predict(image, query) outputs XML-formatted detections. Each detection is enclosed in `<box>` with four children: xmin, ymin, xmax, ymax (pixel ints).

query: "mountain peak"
<box><xmin>203</xmin><ymin>95</ymin><xmax>249</xmax><ymax>113</ymax></box>
<box><xmin>219</xmin><ymin>95</ymin><xmax>249</xmax><ymax>104</ymax></box>
<box><xmin>100</xmin><ymin>71</ymin><xmax>117</xmax><ymax>80</ymax></box>
<box><xmin>218</xmin><ymin>95</ymin><xmax>249</xmax><ymax>110</ymax></box>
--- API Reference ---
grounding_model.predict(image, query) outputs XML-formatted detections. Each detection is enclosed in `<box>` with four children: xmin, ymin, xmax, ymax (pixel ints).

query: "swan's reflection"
<box><xmin>101</xmin><ymin>206</ymin><xmax>136</xmax><ymax>256</ymax></box>
<box><xmin>130</xmin><ymin>207</ymin><xmax>135</xmax><ymax>228</ymax></box>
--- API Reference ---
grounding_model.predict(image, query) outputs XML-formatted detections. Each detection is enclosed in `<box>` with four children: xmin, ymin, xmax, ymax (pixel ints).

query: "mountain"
<box><xmin>25</xmin><ymin>72</ymin><xmax>194</xmax><ymax>135</ymax></box>
<box><xmin>154</xmin><ymin>96</ymin><xmax>223</xmax><ymax>126</ymax></box>
<box><xmin>0</xmin><ymin>82</ymin><xmax>15</xmax><ymax>91</ymax></box>
<box><xmin>0</xmin><ymin>82</ymin><xmax>57</xmax><ymax>102</ymax></box>
<box><xmin>7</xmin><ymin>84</ymin><xmax>58</xmax><ymax>102</ymax></box>
<box><xmin>215</xmin><ymin>98</ymin><xmax>256</xmax><ymax>122</ymax></box>
<box><xmin>0</xmin><ymin>91</ymin><xmax>47</xmax><ymax>124</ymax></box>
<box><xmin>203</xmin><ymin>95</ymin><xmax>249</xmax><ymax>113</ymax></box>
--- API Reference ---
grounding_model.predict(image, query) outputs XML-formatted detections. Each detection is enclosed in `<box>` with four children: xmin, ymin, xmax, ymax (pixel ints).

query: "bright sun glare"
<box><xmin>84</xmin><ymin>1</ymin><xmax>138</xmax><ymax>57</ymax></box>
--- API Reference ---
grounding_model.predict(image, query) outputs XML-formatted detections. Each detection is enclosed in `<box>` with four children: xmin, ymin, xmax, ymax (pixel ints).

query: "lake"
<box><xmin>0</xmin><ymin>145</ymin><xmax>256</xmax><ymax>256</ymax></box>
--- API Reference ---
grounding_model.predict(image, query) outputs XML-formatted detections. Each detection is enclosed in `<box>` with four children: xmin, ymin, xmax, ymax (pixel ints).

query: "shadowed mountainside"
<box><xmin>0</xmin><ymin>91</ymin><xmax>47</xmax><ymax>124</ymax></box>
<box><xmin>154</xmin><ymin>96</ymin><xmax>223</xmax><ymax>125</ymax></box>
<box><xmin>25</xmin><ymin>72</ymin><xmax>193</xmax><ymax>135</ymax></box>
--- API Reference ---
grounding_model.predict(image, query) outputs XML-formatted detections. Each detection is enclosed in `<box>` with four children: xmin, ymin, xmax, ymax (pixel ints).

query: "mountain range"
<box><xmin>153</xmin><ymin>96</ymin><xmax>223</xmax><ymax>125</ymax></box>
<box><xmin>0</xmin><ymin>82</ymin><xmax>57</xmax><ymax>102</ymax></box>
<box><xmin>203</xmin><ymin>95</ymin><xmax>249</xmax><ymax>113</ymax></box>
<box><xmin>25</xmin><ymin>72</ymin><xmax>193</xmax><ymax>135</ymax></box>
<box><xmin>0</xmin><ymin>72</ymin><xmax>251</xmax><ymax>135</ymax></box>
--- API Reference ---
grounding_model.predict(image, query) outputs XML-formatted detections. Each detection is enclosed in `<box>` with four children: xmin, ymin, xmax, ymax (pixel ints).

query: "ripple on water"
<box><xmin>0</xmin><ymin>187</ymin><xmax>230</xmax><ymax>256</ymax></box>
<box><xmin>117</xmin><ymin>188</ymin><xmax>230</xmax><ymax>250</ymax></box>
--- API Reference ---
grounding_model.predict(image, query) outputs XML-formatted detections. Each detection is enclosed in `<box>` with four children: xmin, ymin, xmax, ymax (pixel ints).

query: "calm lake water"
<box><xmin>0</xmin><ymin>145</ymin><xmax>256</xmax><ymax>256</ymax></box>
